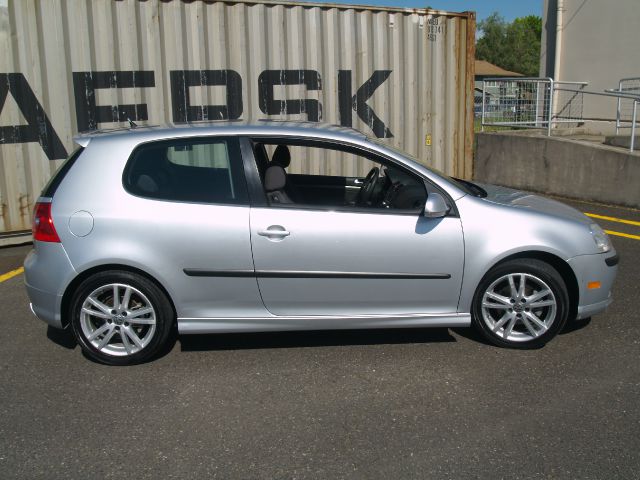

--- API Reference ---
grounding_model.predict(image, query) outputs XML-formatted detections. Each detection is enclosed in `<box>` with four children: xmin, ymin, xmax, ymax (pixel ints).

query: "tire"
<box><xmin>70</xmin><ymin>270</ymin><xmax>174</xmax><ymax>365</ymax></box>
<box><xmin>471</xmin><ymin>259</ymin><xmax>569</xmax><ymax>349</ymax></box>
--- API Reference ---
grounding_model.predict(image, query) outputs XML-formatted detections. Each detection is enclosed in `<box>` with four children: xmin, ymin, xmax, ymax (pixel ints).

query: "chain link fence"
<box><xmin>479</xmin><ymin>78</ymin><xmax>550</xmax><ymax>130</ymax></box>
<box><xmin>478</xmin><ymin>78</ymin><xmax>586</xmax><ymax>134</ymax></box>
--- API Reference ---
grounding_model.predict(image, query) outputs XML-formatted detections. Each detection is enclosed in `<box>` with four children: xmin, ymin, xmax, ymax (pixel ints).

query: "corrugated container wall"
<box><xmin>0</xmin><ymin>0</ymin><xmax>475</xmax><ymax>235</ymax></box>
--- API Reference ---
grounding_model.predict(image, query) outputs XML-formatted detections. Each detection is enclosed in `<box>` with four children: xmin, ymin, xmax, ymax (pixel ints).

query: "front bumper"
<box><xmin>568</xmin><ymin>250</ymin><xmax>618</xmax><ymax>320</ymax></box>
<box><xmin>577</xmin><ymin>297</ymin><xmax>613</xmax><ymax>320</ymax></box>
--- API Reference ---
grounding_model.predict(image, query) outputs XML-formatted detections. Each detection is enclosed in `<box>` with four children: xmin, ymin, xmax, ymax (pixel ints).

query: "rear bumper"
<box><xmin>24</xmin><ymin>242</ymin><xmax>77</xmax><ymax>329</ymax></box>
<box><xmin>26</xmin><ymin>289</ymin><xmax>64</xmax><ymax>328</ymax></box>
<box><xmin>568</xmin><ymin>250</ymin><xmax>618</xmax><ymax>320</ymax></box>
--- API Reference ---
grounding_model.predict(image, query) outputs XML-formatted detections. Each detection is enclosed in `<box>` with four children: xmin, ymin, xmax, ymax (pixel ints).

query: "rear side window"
<box><xmin>41</xmin><ymin>147</ymin><xmax>84</xmax><ymax>198</ymax></box>
<box><xmin>123</xmin><ymin>137</ymin><xmax>248</xmax><ymax>204</ymax></box>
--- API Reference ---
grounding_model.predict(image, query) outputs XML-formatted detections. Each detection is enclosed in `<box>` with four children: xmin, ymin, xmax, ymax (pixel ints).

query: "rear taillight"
<box><xmin>32</xmin><ymin>202</ymin><xmax>60</xmax><ymax>242</ymax></box>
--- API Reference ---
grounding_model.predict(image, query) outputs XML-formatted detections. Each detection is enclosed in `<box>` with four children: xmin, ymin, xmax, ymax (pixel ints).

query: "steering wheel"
<box><xmin>357</xmin><ymin>167</ymin><xmax>380</xmax><ymax>206</ymax></box>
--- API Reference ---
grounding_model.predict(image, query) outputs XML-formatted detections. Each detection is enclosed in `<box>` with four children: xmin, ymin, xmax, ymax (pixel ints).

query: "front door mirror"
<box><xmin>423</xmin><ymin>192</ymin><xmax>450</xmax><ymax>218</ymax></box>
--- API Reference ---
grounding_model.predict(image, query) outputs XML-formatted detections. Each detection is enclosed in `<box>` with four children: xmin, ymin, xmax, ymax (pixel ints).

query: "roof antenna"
<box><xmin>127</xmin><ymin>118</ymin><xmax>138</xmax><ymax>128</ymax></box>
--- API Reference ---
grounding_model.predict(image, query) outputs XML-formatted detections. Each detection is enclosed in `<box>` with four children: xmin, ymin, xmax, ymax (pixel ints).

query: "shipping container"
<box><xmin>0</xmin><ymin>0</ymin><xmax>475</xmax><ymax>238</ymax></box>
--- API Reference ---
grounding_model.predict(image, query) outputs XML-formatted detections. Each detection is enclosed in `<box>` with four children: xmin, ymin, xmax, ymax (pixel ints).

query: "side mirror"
<box><xmin>423</xmin><ymin>192</ymin><xmax>450</xmax><ymax>218</ymax></box>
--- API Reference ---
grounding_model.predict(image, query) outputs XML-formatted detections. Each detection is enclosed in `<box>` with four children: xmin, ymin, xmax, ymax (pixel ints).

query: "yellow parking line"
<box><xmin>0</xmin><ymin>267</ymin><xmax>24</xmax><ymax>283</ymax></box>
<box><xmin>605</xmin><ymin>230</ymin><xmax>640</xmax><ymax>241</ymax></box>
<box><xmin>585</xmin><ymin>213</ymin><xmax>640</xmax><ymax>227</ymax></box>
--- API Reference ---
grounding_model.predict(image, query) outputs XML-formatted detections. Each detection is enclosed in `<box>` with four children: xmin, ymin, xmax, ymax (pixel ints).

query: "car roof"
<box><xmin>72</xmin><ymin>120</ymin><xmax>367</xmax><ymax>147</ymax></box>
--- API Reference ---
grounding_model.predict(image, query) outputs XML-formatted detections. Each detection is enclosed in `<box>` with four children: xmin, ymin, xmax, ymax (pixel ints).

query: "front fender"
<box><xmin>456</xmin><ymin>195</ymin><xmax>592</xmax><ymax>313</ymax></box>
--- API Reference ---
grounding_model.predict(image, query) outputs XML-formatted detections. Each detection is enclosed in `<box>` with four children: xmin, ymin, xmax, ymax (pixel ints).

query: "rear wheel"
<box><xmin>70</xmin><ymin>270</ymin><xmax>174</xmax><ymax>365</ymax></box>
<box><xmin>472</xmin><ymin>259</ymin><xmax>569</xmax><ymax>349</ymax></box>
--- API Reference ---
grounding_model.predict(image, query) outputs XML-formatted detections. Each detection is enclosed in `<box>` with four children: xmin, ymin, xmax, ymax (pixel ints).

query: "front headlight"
<box><xmin>590</xmin><ymin>223</ymin><xmax>611</xmax><ymax>253</ymax></box>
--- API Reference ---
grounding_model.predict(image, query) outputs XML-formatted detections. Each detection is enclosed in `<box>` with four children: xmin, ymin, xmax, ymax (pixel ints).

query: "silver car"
<box><xmin>24</xmin><ymin>122</ymin><xmax>618</xmax><ymax>365</ymax></box>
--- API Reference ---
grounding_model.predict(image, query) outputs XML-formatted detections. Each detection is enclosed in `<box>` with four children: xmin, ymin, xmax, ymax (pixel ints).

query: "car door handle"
<box><xmin>258</xmin><ymin>228</ymin><xmax>290</xmax><ymax>237</ymax></box>
<box><xmin>353</xmin><ymin>178</ymin><xmax>364</xmax><ymax>185</ymax></box>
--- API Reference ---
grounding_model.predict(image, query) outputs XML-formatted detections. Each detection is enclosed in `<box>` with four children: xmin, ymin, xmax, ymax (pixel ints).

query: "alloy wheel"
<box><xmin>480</xmin><ymin>273</ymin><xmax>557</xmax><ymax>342</ymax></box>
<box><xmin>79</xmin><ymin>283</ymin><xmax>157</xmax><ymax>356</ymax></box>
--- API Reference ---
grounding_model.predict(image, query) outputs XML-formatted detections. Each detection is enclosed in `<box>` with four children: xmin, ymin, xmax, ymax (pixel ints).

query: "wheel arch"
<box><xmin>483</xmin><ymin>251</ymin><xmax>579</xmax><ymax>322</ymax></box>
<box><xmin>60</xmin><ymin>264</ymin><xmax>177</xmax><ymax>329</ymax></box>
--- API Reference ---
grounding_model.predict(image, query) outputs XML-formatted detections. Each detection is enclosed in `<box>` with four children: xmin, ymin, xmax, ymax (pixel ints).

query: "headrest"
<box><xmin>264</xmin><ymin>165</ymin><xmax>286</xmax><ymax>192</ymax></box>
<box><xmin>271</xmin><ymin>144</ymin><xmax>291</xmax><ymax>168</ymax></box>
<box><xmin>136</xmin><ymin>174</ymin><xmax>159</xmax><ymax>193</ymax></box>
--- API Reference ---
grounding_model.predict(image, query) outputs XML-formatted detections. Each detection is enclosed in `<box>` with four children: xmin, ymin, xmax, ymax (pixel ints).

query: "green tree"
<box><xmin>476</xmin><ymin>13</ymin><xmax>542</xmax><ymax>76</ymax></box>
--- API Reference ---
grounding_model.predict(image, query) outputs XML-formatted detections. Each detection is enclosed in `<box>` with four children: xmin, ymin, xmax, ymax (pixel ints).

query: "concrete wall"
<box><xmin>474</xmin><ymin>132</ymin><xmax>640</xmax><ymax>209</ymax></box>
<box><xmin>540</xmin><ymin>0</ymin><xmax>640</xmax><ymax>134</ymax></box>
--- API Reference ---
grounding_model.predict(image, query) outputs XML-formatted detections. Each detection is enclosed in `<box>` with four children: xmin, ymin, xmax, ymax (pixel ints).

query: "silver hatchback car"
<box><xmin>25</xmin><ymin>122</ymin><xmax>618</xmax><ymax>365</ymax></box>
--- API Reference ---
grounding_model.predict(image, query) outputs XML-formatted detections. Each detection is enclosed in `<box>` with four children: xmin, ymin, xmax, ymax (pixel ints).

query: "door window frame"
<box><xmin>239</xmin><ymin>135</ymin><xmax>458</xmax><ymax>217</ymax></box>
<box><xmin>122</xmin><ymin>135</ymin><xmax>249</xmax><ymax>206</ymax></box>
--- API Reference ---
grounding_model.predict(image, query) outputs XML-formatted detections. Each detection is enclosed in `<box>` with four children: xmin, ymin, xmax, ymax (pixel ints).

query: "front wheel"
<box><xmin>471</xmin><ymin>259</ymin><xmax>569</xmax><ymax>349</ymax></box>
<box><xmin>70</xmin><ymin>270</ymin><xmax>174</xmax><ymax>365</ymax></box>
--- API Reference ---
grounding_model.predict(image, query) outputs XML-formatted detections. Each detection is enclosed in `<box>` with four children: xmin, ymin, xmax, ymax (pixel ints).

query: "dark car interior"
<box><xmin>126</xmin><ymin>144</ymin><xmax>240</xmax><ymax>204</ymax></box>
<box><xmin>254</xmin><ymin>142</ymin><xmax>427</xmax><ymax>212</ymax></box>
<box><xmin>125</xmin><ymin>139</ymin><xmax>427</xmax><ymax>211</ymax></box>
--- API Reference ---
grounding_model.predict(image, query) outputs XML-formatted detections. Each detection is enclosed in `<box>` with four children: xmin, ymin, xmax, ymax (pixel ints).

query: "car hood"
<box><xmin>477</xmin><ymin>183</ymin><xmax>592</xmax><ymax>225</ymax></box>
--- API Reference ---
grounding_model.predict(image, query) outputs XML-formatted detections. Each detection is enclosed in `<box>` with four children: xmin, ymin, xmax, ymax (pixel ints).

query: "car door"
<box><xmin>246</xmin><ymin>138</ymin><xmax>465</xmax><ymax>317</ymax></box>
<box><xmin>115</xmin><ymin>136</ymin><xmax>265</xmax><ymax>320</ymax></box>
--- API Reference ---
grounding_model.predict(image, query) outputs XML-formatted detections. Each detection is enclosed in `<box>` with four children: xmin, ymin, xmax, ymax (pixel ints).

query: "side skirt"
<box><xmin>177</xmin><ymin>313</ymin><xmax>471</xmax><ymax>334</ymax></box>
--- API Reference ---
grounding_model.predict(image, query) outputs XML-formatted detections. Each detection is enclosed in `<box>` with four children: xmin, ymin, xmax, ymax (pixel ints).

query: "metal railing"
<box><xmin>613</xmin><ymin>77</ymin><xmax>640</xmax><ymax>150</ymax></box>
<box><xmin>480</xmin><ymin>78</ymin><xmax>553</xmax><ymax>134</ymax></box>
<box><xmin>552</xmin><ymin>81</ymin><xmax>588</xmax><ymax>129</ymax></box>
<box><xmin>479</xmin><ymin>77</ymin><xmax>640</xmax><ymax>152</ymax></box>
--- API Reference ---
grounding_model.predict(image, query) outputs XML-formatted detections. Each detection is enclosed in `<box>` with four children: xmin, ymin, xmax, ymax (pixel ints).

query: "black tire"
<box><xmin>70</xmin><ymin>270</ymin><xmax>174</xmax><ymax>365</ymax></box>
<box><xmin>471</xmin><ymin>259</ymin><xmax>569</xmax><ymax>349</ymax></box>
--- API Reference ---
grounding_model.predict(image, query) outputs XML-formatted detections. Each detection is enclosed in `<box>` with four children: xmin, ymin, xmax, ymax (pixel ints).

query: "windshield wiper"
<box><xmin>452</xmin><ymin>178</ymin><xmax>487</xmax><ymax>198</ymax></box>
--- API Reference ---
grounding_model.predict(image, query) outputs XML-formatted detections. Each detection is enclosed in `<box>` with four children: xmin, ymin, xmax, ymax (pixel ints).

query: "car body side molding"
<box><xmin>183</xmin><ymin>269</ymin><xmax>255</xmax><ymax>277</ymax></box>
<box><xmin>183</xmin><ymin>268</ymin><xmax>451</xmax><ymax>279</ymax></box>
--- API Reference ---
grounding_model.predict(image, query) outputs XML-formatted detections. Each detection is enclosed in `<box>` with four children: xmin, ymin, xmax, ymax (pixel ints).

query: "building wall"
<box><xmin>540</xmin><ymin>0</ymin><xmax>640</xmax><ymax>133</ymax></box>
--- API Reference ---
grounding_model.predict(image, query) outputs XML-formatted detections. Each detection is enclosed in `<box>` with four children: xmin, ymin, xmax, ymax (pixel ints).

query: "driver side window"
<box><xmin>255</xmin><ymin>141</ymin><xmax>426</xmax><ymax>213</ymax></box>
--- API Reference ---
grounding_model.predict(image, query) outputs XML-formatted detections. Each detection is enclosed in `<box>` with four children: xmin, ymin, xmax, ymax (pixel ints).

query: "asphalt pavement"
<box><xmin>0</xmin><ymin>198</ymin><xmax>638</xmax><ymax>479</ymax></box>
